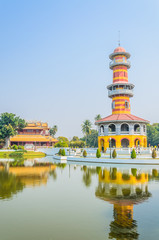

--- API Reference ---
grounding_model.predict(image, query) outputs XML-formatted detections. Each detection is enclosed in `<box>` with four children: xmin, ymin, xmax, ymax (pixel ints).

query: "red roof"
<box><xmin>95</xmin><ymin>114</ymin><xmax>149</xmax><ymax>124</ymax></box>
<box><xmin>114</xmin><ymin>46</ymin><xmax>126</xmax><ymax>53</ymax></box>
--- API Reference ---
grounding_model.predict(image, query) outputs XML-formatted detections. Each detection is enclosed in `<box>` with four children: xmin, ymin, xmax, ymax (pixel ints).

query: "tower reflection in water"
<box><xmin>95</xmin><ymin>168</ymin><xmax>152</xmax><ymax>239</ymax></box>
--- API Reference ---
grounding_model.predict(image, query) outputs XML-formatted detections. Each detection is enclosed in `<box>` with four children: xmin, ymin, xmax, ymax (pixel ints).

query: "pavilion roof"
<box><xmin>95</xmin><ymin>114</ymin><xmax>149</xmax><ymax>124</ymax></box>
<box><xmin>10</xmin><ymin>135</ymin><xmax>58</xmax><ymax>143</ymax></box>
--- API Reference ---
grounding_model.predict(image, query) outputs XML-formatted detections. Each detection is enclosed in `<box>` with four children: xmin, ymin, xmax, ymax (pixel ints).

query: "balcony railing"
<box><xmin>120</xmin><ymin>131</ymin><xmax>129</xmax><ymax>135</ymax></box>
<box><xmin>108</xmin><ymin>131</ymin><xmax>116</xmax><ymax>135</ymax></box>
<box><xmin>109</xmin><ymin>60</ymin><xmax>131</xmax><ymax>69</ymax></box>
<box><xmin>108</xmin><ymin>89</ymin><xmax>133</xmax><ymax>97</ymax></box>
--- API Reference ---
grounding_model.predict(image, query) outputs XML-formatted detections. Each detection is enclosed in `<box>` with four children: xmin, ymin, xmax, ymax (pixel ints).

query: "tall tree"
<box><xmin>81</xmin><ymin>120</ymin><xmax>92</xmax><ymax>145</ymax></box>
<box><xmin>0</xmin><ymin>113</ymin><xmax>26</xmax><ymax>148</ymax></box>
<box><xmin>95</xmin><ymin>114</ymin><xmax>102</xmax><ymax>121</ymax></box>
<box><xmin>49</xmin><ymin>125</ymin><xmax>58</xmax><ymax>137</ymax></box>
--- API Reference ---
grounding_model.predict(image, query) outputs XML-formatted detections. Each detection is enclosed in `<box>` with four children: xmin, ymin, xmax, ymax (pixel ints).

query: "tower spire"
<box><xmin>118</xmin><ymin>31</ymin><xmax>120</xmax><ymax>46</ymax></box>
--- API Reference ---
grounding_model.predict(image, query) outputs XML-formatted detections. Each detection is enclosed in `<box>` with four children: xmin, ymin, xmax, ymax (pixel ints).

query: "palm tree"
<box><xmin>81</xmin><ymin>120</ymin><xmax>92</xmax><ymax>145</ymax></box>
<box><xmin>95</xmin><ymin>114</ymin><xmax>102</xmax><ymax>122</ymax></box>
<box><xmin>49</xmin><ymin>125</ymin><xmax>58</xmax><ymax>137</ymax></box>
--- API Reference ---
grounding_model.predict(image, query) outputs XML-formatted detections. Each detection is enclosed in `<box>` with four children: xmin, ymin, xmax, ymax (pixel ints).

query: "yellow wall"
<box><xmin>98</xmin><ymin>135</ymin><xmax>147</xmax><ymax>151</ymax></box>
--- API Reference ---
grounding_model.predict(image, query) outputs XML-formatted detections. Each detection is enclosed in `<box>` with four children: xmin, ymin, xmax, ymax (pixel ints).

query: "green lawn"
<box><xmin>0</xmin><ymin>151</ymin><xmax>46</xmax><ymax>159</ymax></box>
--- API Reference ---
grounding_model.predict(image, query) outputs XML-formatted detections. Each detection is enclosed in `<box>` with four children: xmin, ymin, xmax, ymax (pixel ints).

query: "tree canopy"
<box><xmin>95</xmin><ymin>114</ymin><xmax>102</xmax><ymax>121</ymax></box>
<box><xmin>80</xmin><ymin>129</ymin><xmax>98</xmax><ymax>147</ymax></box>
<box><xmin>49</xmin><ymin>125</ymin><xmax>58</xmax><ymax>137</ymax></box>
<box><xmin>147</xmin><ymin>124</ymin><xmax>159</xmax><ymax>146</ymax></box>
<box><xmin>0</xmin><ymin>113</ymin><xmax>26</xmax><ymax>147</ymax></box>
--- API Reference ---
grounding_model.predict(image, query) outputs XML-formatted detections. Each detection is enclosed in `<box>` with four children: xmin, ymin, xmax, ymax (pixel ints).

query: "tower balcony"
<box><xmin>108</xmin><ymin>88</ymin><xmax>134</xmax><ymax>98</ymax></box>
<box><xmin>109</xmin><ymin>60</ymin><xmax>131</xmax><ymax>69</ymax></box>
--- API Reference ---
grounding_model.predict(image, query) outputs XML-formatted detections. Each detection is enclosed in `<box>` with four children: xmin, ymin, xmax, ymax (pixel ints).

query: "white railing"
<box><xmin>109</xmin><ymin>60</ymin><xmax>131</xmax><ymax>68</ymax></box>
<box><xmin>108</xmin><ymin>89</ymin><xmax>133</xmax><ymax>97</ymax></box>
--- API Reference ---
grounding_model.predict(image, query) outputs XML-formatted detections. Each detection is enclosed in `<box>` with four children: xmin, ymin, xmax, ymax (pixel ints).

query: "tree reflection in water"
<box><xmin>83</xmin><ymin>168</ymin><xmax>92</xmax><ymax>187</ymax></box>
<box><xmin>0</xmin><ymin>170</ymin><xmax>24</xmax><ymax>200</ymax></box>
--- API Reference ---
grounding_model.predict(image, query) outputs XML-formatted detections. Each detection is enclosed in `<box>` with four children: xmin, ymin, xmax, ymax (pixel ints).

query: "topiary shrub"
<box><xmin>61</xmin><ymin>149</ymin><xmax>66</xmax><ymax>156</ymax></box>
<box><xmin>96</xmin><ymin>149</ymin><xmax>101</xmax><ymax>158</ymax></box>
<box><xmin>83</xmin><ymin>150</ymin><xmax>87</xmax><ymax>158</ymax></box>
<box><xmin>18</xmin><ymin>145</ymin><xmax>24</xmax><ymax>150</ymax></box>
<box><xmin>96</xmin><ymin>166</ymin><xmax>101</xmax><ymax>174</ymax></box>
<box><xmin>131</xmin><ymin>149</ymin><xmax>136</xmax><ymax>159</ymax></box>
<box><xmin>152</xmin><ymin>169</ymin><xmax>158</xmax><ymax>177</ymax></box>
<box><xmin>110</xmin><ymin>168</ymin><xmax>117</xmax><ymax>180</ymax></box>
<box><xmin>112</xmin><ymin>149</ymin><xmax>117</xmax><ymax>159</ymax></box>
<box><xmin>11</xmin><ymin>144</ymin><xmax>18</xmax><ymax>150</ymax></box>
<box><xmin>131</xmin><ymin>168</ymin><xmax>137</xmax><ymax>176</ymax></box>
<box><xmin>58</xmin><ymin>149</ymin><xmax>62</xmax><ymax>156</ymax></box>
<box><xmin>122</xmin><ymin>173</ymin><xmax>130</xmax><ymax>181</ymax></box>
<box><xmin>152</xmin><ymin>149</ymin><xmax>157</xmax><ymax>159</ymax></box>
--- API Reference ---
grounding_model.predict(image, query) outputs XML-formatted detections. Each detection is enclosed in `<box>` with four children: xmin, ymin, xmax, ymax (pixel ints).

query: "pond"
<box><xmin>0</xmin><ymin>157</ymin><xmax>159</xmax><ymax>240</ymax></box>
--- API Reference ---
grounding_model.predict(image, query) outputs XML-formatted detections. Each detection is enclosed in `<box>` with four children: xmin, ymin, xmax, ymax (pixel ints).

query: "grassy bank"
<box><xmin>0</xmin><ymin>151</ymin><xmax>46</xmax><ymax>159</ymax></box>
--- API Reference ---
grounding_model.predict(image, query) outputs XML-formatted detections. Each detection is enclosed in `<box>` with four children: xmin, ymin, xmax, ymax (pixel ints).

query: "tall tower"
<box><xmin>108</xmin><ymin>47</ymin><xmax>133</xmax><ymax>115</ymax></box>
<box><xmin>95</xmin><ymin>46</ymin><xmax>149</xmax><ymax>150</ymax></box>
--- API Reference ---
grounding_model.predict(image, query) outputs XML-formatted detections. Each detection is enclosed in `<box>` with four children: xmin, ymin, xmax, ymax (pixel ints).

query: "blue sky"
<box><xmin>0</xmin><ymin>0</ymin><xmax>159</xmax><ymax>138</ymax></box>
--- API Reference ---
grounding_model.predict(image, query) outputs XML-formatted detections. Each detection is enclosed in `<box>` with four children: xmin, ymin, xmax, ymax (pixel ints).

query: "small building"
<box><xmin>10</xmin><ymin>121</ymin><xmax>58</xmax><ymax>147</ymax></box>
<box><xmin>95</xmin><ymin>46</ymin><xmax>149</xmax><ymax>151</ymax></box>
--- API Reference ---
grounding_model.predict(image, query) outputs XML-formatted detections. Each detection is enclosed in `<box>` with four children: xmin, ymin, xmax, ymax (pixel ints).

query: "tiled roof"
<box><xmin>24</xmin><ymin>127</ymin><xmax>43</xmax><ymax>130</ymax></box>
<box><xmin>95</xmin><ymin>114</ymin><xmax>149</xmax><ymax>124</ymax></box>
<box><xmin>10</xmin><ymin>135</ymin><xmax>58</xmax><ymax>143</ymax></box>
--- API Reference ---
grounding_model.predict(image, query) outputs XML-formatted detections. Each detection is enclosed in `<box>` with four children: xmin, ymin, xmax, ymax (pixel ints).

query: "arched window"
<box><xmin>121</xmin><ymin>123</ymin><xmax>129</xmax><ymax>132</ymax></box>
<box><xmin>125</xmin><ymin>101</ymin><xmax>129</xmax><ymax>109</ymax></box>
<box><xmin>134</xmin><ymin>139</ymin><xmax>140</xmax><ymax>147</ymax></box>
<box><xmin>109</xmin><ymin>138</ymin><xmax>116</xmax><ymax>148</ymax></box>
<box><xmin>121</xmin><ymin>138</ymin><xmax>129</xmax><ymax>148</ymax></box>
<box><xmin>100</xmin><ymin>125</ymin><xmax>104</xmax><ymax>134</ymax></box>
<box><xmin>108</xmin><ymin>124</ymin><xmax>116</xmax><ymax>133</ymax></box>
<box><xmin>134</xmin><ymin>124</ymin><xmax>140</xmax><ymax>133</ymax></box>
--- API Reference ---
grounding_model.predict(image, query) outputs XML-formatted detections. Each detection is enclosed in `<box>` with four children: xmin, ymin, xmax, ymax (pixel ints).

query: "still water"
<box><xmin>0</xmin><ymin>158</ymin><xmax>159</xmax><ymax>240</ymax></box>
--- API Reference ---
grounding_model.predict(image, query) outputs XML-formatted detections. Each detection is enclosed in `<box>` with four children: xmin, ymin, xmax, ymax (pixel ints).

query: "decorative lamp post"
<box><xmin>110</xmin><ymin>137</ymin><xmax>112</xmax><ymax>159</ymax></box>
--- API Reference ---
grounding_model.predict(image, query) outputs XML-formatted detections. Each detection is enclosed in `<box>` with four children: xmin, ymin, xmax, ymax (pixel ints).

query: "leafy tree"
<box><xmin>96</xmin><ymin>149</ymin><xmax>101</xmax><ymax>158</ymax></box>
<box><xmin>95</xmin><ymin>114</ymin><xmax>102</xmax><ymax>121</ymax></box>
<box><xmin>80</xmin><ymin>129</ymin><xmax>98</xmax><ymax>147</ymax></box>
<box><xmin>147</xmin><ymin>123</ymin><xmax>159</xmax><ymax>146</ymax></box>
<box><xmin>0</xmin><ymin>113</ymin><xmax>26</xmax><ymax>148</ymax></box>
<box><xmin>57</xmin><ymin>136</ymin><xmax>69</xmax><ymax>144</ymax></box>
<box><xmin>112</xmin><ymin>149</ymin><xmax>117</xmax><ymax>159</ymax></box>
<box><xmin>83</xmin><ymin>150</ymin><xmax>87</xmax><ymax>157</ymax></box>
<box><xmin>55</xmin><ymin>141</ymin><xmax>68</xmax><ymax>148</ymax></box>
<box><xmin>71</xmin><ymin>136</ymin><xmax>79</xmax><ymax>141</ymax></box>
<box><xmin>55</xmin><ymin>136</ymin><xmax>69</xmax><ymax>148</ymax></box>
<box><xmin>152</xmin><ymin>149</ymin><xmax>157</xmax><ymax>159</ymax></box>
<box><xmin>81</xmin><ymin>120</ymin><xmax>92</xmax><ymax>145</ymax></box>
<box><xmin>49</xmin><ymin>125</ymin><xmax>58</xmax><ymax>137</ymax></box>
<box><xmin>69</xmin><ymin>140</ymin><xmax>85</xmax><ymax>148</ymax></box>
<box><xmin>131</xmin><ymin>149</ymin><xmax>136</xmax><ymax>159</ymax></box>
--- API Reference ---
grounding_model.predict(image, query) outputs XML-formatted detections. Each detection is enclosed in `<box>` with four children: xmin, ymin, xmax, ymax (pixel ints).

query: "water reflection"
<box><xmin>1</xmin><ymin>159</ymin><xmax>159</xmax><ymax>239</ymax></box>
<box><xmin>0</xmin><ymin>162</ymin><xmax>57</xmax><ymax>199</ymax></box>
<box><xmin>0</xmin><ymin>166</ymin><xmax>24</xmax><ymax>200</ymax></box>
<box><xmin>95</xmin><ymin>167</ymin><xmax>152</xmax><ymax>239</ymax></box>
